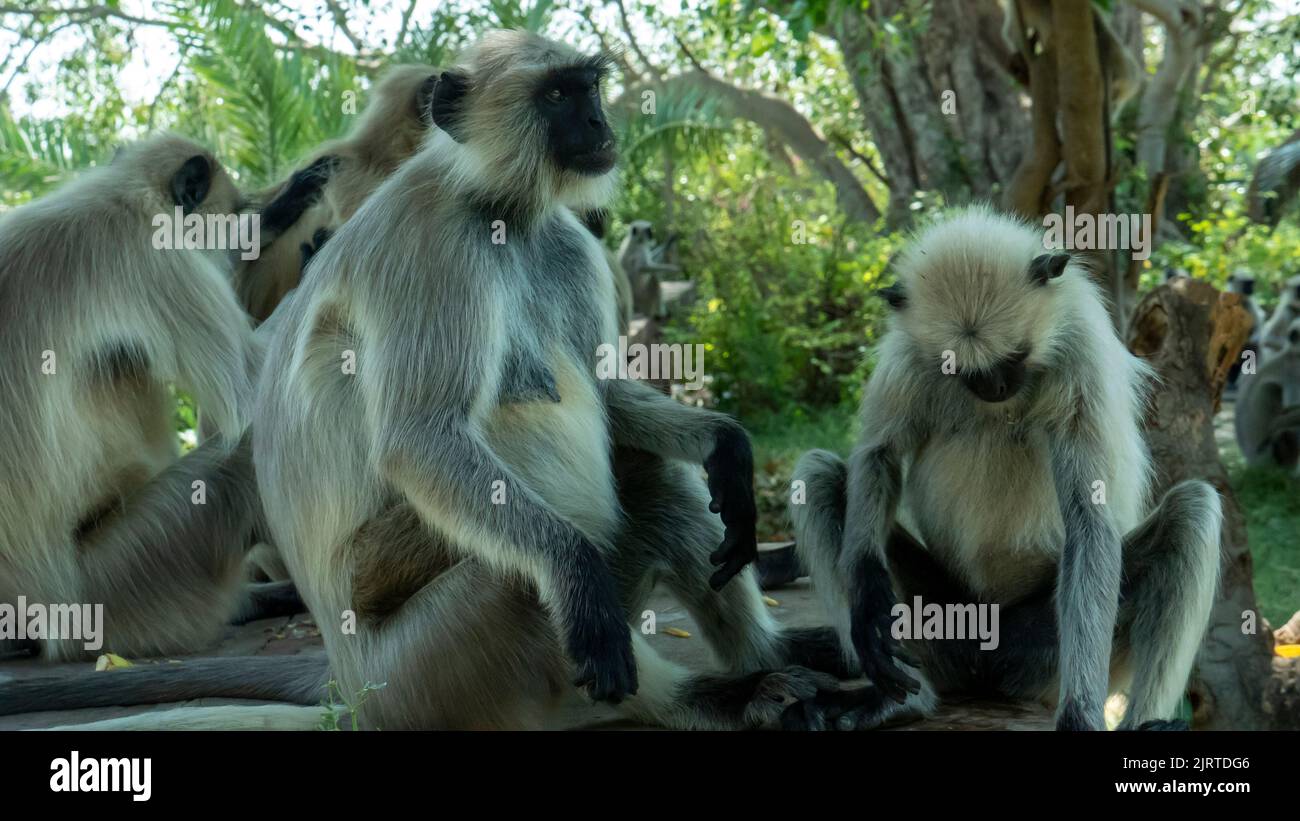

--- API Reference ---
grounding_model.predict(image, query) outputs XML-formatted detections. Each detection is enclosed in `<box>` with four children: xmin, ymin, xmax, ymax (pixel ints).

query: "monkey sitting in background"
<box><xmin>792</xmin><ymin>207</ymin><xmax>1222</xmax><ymax>731</ymax></box>
<box><xmin>1262</xmin><ymin>274</ymin><xmax>1300</xmax><ymax>357</ymax></box>
<box><xmin>235</xmin><ymin>64</ymin><xmax>441</xmax><ymax>323</ymax></box>
<box><xmin>0</xmin><ymin>135</ymin><xmax>327</xmax><ymax>662</ymax></box>
<box><xmin>619</xmin><ymin>219</ymin><xmax>680</xmax><ymax>318</ymax></box>
<box><xmin>1236</xmin><ymin>316</ymin><xmax>1300</xmax><ymax>473</ymax></box>
<box><xmin>1226</xmin><ymin>271</ymin><xmax>1265</xmax><ymax>393</ymax></box>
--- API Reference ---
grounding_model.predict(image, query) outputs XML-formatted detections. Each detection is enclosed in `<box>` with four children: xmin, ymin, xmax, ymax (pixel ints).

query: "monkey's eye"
<box><xmin>545</xmin><ymin>88</ymin><xmax>566</xmax><ymax>104</ymax></box>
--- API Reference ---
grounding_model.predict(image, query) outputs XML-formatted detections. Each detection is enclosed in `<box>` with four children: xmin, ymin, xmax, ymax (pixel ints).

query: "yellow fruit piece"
<box><xmin>762</xmin><ymin>596</ymin><xmax>780</xmax><ymax>607</ymax></box>
<box><xmin>94</xmin><ymin>653</ymin><xmax>133</xmax><ymax>671</ymax></box>
<box><xmin>1275</xmin><ymin>644</ymin><xmax>1300</xmax><ymax>658</ymax></box>
<box><xmin>663</xmin><ymin>627</ymin><xmax>691</xmax><ymax>638</ymax></box>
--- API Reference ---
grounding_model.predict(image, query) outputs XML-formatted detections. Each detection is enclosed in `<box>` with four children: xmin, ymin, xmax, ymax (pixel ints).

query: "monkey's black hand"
<box><xmin>565</xmin><ymin>546</ymin><xmax>638</xmax><ymax>704</ymax></box>
<box><xmin>261</xmin><ymin>155</ymin><xmax>341</xmax><ymax>237</ymax></box>
<box><xmin>292</xmin><ymin>154</ymin><xmax>341</xmax><ymax>192</ymax></box>
<box><xmin>848</xmin><ymin>560</ymin><xmax>921</xmax><ymax>704</ymax></box>
<box><xmin>703</xmin><ymin>425</ymin><xmax>757</xmax><ymax>590</ymax></box>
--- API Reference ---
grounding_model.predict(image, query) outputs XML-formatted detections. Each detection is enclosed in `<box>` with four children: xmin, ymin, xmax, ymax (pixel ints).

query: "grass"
<box><xmin>1227</xmin><ymin>460</ymin><xmax>1300</xmax><ymax>627</ymax></box>
<box><xmin>748</xmin><ymin>404</ymin><xmax>1300</xmax><ymax>628</ymax></box>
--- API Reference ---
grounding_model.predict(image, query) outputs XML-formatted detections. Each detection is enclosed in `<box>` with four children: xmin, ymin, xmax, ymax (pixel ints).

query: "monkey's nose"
<box><xmin>961</xmin><ymin>363</ymin><xmax>1025</xmax><ymax>404</ymax></box>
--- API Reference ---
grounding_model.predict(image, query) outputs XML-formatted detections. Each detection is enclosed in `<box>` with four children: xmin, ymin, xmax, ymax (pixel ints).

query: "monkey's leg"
<box><xmin>611</xmin><ymin>447</ymin><xmax>830</xmax><ymax>676</ymax></box>
<box><xmin>230</xmin><ymin>581</ymin><xmax>305</xmax><ymax>625</ymax></box>
<box><xmin>1113</xmin><ymin>480</ymin><xmax>1222</xmax><ymax>729</ymax></box>
<box><xmin>789</xmin><ymin>450</ymin><xmax>938</xmax><ymax>729</ymax></box>
<box><xmin>616</xmin><ymin>634</ymin><xmax>883</xmax><ymax>730</ymax></box>
<box><xmin>347</xmin><ymin>504</ymin><xmax>872</xmax><ymax>731</ymax></box>
<box><xmin>65</xmin><ymin>433</ymin><xmax>260</xmax><ymax>661</ymax></box>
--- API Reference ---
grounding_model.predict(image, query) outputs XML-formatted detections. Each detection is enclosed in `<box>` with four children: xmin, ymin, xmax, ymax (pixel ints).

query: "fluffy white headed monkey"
<box><xmin>792</xmin><ymin>207</ymin><xmax>1223</xmax><ymax>731</ymax></box>
<box><xmin>0</xmin><ymin>135</ymin><xmax>323</xmax><ymax>664</ymax></box>
<box><xmin>1</xmin><ymin>32</ymin><xmax>886</xmax><ymax>728</ymax></box>
<box><xmin>235</xmin><ymin>64</ymin><xmax>441</xmax><ymax>323</ymax></box>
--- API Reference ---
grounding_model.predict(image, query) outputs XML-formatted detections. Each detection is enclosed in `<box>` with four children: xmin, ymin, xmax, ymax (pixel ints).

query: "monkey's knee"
<box><xmin>789</xmin><ymin>449</ymin><xmax>847</xmax><ymax>563</ymax></box>
<box><xmin>1138</xmin><ymin>480</ymin><xmax>1222</xmax><ymax>579</ymax></box>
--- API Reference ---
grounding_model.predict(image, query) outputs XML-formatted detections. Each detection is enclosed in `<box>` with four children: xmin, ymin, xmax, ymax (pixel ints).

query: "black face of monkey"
<box><xmin>961</xmin><ymin>349</ymin><xmax>1030</xmax><ymax>404</ymax></box>
<box><xmin>538</xmin><ymin>66</ymin><xmax>615</xmax><ymax>175</ymax></box>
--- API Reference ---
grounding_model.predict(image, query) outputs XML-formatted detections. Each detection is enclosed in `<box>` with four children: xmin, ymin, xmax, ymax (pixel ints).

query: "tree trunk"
<box><xmin>1126</xmin><ymin>279</ymin><xmax>1296</xmax><ymax>729</ymax></box>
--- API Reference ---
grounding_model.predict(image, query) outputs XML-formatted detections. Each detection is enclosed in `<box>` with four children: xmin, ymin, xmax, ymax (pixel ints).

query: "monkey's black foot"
<box><xmin>1132</xmin><ymin>719</ymin><xmax>1190</xmax><ymax>731</ymax></box>
<box><xmin>1055</xmin><ymin>699</ymin><xmax>1103</xmax><ymax>731</ymax></box>
<box><xmin>732</xmin><ymin>666</ymin><xmax>838</xmax><ymax>729</ymax></box>
<box><xmin>568</xmin><ymin>613</ymin><xmax>638</xmax><ymax>705</ymax></box>
<box><xmin>231</xmin><ymin>580</ymin><xmax>306</xmax><ymax>625</ymax></box>
<box><xmin>779</xmin><ymin>679</ymin><xmax>924</xmax><ymax>731</ymax></box>
<box><xmin>779</xmin><ymin>625</ymin><xmax>857</xmax><ymax>678</ymax></box>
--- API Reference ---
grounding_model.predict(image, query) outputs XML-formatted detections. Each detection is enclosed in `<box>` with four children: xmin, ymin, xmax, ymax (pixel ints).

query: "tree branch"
<box><xmin>394</xmin><ymin>0</ymin><xmax>418</xmax><ymax>51</ymax></box>
<box><xmin>667</xmin><ymin>68</ymin><xmax>881</xmax><ymax>223</ymax></box>
<box><xmin>0</xmin><ymin>4</ymin><xmax>179</xmax><ymax>29</ymax></box>
<box><xmin>322</xmin><ymin>0</ymin><xmax>365</xmax><ymax>53</ymax></box>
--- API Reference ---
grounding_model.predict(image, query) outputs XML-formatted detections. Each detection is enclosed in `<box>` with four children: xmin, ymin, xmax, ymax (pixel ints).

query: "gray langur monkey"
<box><xmin>1262</xmin><ymin>274</ymin><xmax>1300</xmax><ymax>357</ymax></box>
<box><xmin>619</xmin><ymin>219</ymin><xmax>680</xmax><ymax>318</ymax></box>
<box><xmin>251</xmin><ymin>30</ymin><xmax>881</xmax><ymax>731</ymax></box>
<box><xmin>2</xmin><ymin>31</ymin><xmax>877</xmax><ymax>729</ymax></box>
<box><xmin>1235</xmin><ymin>317</ymin><xmax>1300</xmax><ymax>473</ymax></box>
<box><xmin>1227</xmin><ymin>271</ymin><xmax>1265</xmax><ymax>391</ymax></box>
<box><xmin>235</xmin><ymin>64</ymin><xmax>441</xmax><ymax>323</ymax></box>
<box><xmin>0</xmin><ymin>135</ymin><xmax>324</xmax><ymax>663</ymax></box>
<box><xmin>791</xmin><ymin>207</ymin><xmax>1223</xmax><ymax>731</ymax></box>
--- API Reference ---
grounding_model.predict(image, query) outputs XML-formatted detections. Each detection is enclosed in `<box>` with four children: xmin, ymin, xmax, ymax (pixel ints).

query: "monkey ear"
<box><xmin>429</xmin><ymin>71</ymin><xmax>470</xmax><ymax>142</ymax></box>
<box><xmin>878</xmin><ymin>283</ymin><xmax>908</xmax><ymax>310</ymax></box>
<box><xmin>170</xmin><ymin>155</ymin><xmax>211</xmax><ymax>215</ymax></box>
<box><xmin>1029</xmin><ymin>252</ymin><xmax>1070</xmax><ymax>285</ymax></box>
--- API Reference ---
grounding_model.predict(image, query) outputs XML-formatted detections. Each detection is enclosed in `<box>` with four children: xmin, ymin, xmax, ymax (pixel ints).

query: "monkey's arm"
<box><xmin>254</xmin><ymin>155</ymin><xmax>340</xmax><ymax>249</ymax></box>
<box><xmin>603</xmin><ymin>378</ymin><xmax>756</xmax><ymax>588</ymax></box>
<box><xmin>840</xmin><ymin>438</ymin><xmax>921</xmax><ymax>702</ymax></box>
<box><xmin>360</xmin><ymin>297</ymin><xmax>635</xmax><ymax>702</ymax></box>
<box><xmin>1049</xmin><ymin>426</ymin><xmax>1123</xmax><ymax>731</ymax></box>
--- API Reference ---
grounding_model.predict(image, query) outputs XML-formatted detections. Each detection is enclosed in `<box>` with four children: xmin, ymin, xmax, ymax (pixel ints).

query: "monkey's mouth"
<box><xmin>568</xmin><ymin>141</ymin><xmax>617</xmax><ymax>175</ymax></box>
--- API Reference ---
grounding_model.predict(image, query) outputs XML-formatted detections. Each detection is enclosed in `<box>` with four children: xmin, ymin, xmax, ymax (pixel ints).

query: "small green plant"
<box><xmin>318</xmin><ymin>679</ymin><xmax>387</xmax><ymax>731</ymax></box>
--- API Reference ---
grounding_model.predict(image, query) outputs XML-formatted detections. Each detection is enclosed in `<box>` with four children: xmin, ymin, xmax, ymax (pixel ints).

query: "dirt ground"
<box><xmin>0</xmin><ymin>573</ymin><xmax>1052</xmax><ymax>731</ymax></box>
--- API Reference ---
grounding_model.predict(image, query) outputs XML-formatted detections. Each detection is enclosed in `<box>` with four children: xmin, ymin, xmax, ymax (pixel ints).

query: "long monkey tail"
<box><xmin>0</xmin><ymin>654</ymin><xmax>329</xmax><ymax>718</ymax></box>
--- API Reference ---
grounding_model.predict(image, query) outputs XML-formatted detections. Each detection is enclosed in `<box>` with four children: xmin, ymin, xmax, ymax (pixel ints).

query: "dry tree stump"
<box><xmin>1127</xmin><ymin>278</ymin><xmax>1299</xmax><ymax>729</ymax></box>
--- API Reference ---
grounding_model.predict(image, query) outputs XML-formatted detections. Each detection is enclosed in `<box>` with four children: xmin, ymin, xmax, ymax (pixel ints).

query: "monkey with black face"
<box><xmin>1227</xmin><ymin>272</ymin><xmax>1265</xmax><ymax>392</ymax></box>
<box><xmin>1262</xmin><ymin>275</ymin><xmax>1300</xmax><ymax>358</ymax></box>
<box><xmin>619</xmin><ymin>219</ymin><xmax>680</xmax><ymax>318</ymax></box>
<box><xmin>170</xmin><ymin>30</ymin><xmax>864</xmax><ymax>731</ymax></box>
<box><xmin>235</xmin><ymin>65</ymin><xmax>441</xmax><ymax>323</ymax></box>
<box><xmin>792</xmin><ymin>207</ymin><xmax>1222</xmax><ymax>731</ymax></box>
<box><xmin>1236</xmin><ymin>317</ymin><xmax>1300</xmax><ymax>473</ymax></box>
<box><xmin>0</xmin><ymin>135</ymin><xmax>327</xmax><ymax>663</ymax></box>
